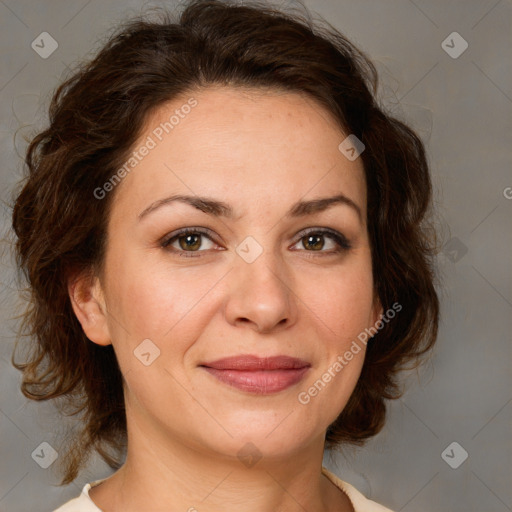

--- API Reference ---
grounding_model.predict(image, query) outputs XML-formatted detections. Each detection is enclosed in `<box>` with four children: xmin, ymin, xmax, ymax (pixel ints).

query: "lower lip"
<box><xmin>201</xmin><ymin>367</ymin><xmax>310</xmax><ymax>394</ymax></box>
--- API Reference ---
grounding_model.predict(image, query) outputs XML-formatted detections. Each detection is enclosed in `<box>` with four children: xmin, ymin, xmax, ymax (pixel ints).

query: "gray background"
<box><xmin>0</xmin><ymin>0</ymin><xmax>510</xmax><ymax>511</ymax></box>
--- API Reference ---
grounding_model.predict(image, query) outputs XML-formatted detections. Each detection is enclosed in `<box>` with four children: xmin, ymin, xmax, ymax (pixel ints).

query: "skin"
<box><xmin>69</xmin><ymin>86</ymin><xmax>383</xmax><ymax>512</ymax></box>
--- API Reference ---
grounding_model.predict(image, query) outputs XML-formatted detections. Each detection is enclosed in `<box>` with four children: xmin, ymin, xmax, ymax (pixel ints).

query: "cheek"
<box><xmin>104</xmin><ymin>248</ymin><xmax>226</xmax><ymax>357</ymax></box>
<box><xmin>293</xmin><ymin>255</ymin><xmax>373</xmax><ymax>413</ymax></box>
<box><xmin>297</xmin><ymin>258</ymin><xmax>375</xmax><ymax>341</ymax></box>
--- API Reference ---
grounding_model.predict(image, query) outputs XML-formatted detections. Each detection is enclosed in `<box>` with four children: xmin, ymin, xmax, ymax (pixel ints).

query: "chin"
<box><xmin>199</xmin><ymin>419</ymin><xmax>316</xmax><ymax>463</ymax></box>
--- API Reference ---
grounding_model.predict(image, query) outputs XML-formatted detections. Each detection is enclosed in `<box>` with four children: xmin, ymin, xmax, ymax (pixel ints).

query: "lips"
<box><xmin>199</xmin><ymin>355</ymin><xmax>311</xmax><ymax>394</ymax></box>
<box><xmin>201</xmin><ymin>355</ymin><xmax>310</xmax><ymax>371</ymax></box>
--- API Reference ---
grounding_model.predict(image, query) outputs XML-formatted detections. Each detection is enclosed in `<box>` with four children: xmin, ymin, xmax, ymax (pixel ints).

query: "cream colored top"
<box><xmin>53</xmin><ymin>466</ymin><xmax>394</xmax><ymax>511</ymax></box>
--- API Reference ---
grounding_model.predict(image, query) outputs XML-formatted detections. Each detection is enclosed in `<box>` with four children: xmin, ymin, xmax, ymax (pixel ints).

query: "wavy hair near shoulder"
<box><xmin>10</xmin><ymin>0</ymin><xmax>440</xmax><ymax>485</ymax></box>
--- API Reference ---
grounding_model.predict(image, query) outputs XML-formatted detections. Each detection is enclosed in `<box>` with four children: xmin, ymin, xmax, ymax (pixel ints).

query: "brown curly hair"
<box><xmin>9</xmin><ymin>0</ymin><xmax>440</xmax><ymax>485</ymax></box>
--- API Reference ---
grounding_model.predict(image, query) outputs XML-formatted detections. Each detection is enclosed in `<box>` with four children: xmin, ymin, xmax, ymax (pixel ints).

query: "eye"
<box><xmin>291</xmin><ymin>228</ymin><xmax>352</xmax><ymax>254</ymax></box>
<box><xmin>160</xmin><ymin>228</ymin><xmax>220</xmax><ymax>257</ymax></box>
<box><xmin>160</xmin><ymin>226</ymin><xmax>352</xmax><ymax>258</ymax></box>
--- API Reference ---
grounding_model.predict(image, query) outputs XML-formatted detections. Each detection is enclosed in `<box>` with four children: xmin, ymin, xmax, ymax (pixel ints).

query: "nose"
<box><xmin>224</xmin><ymin>248</ymin><xmax>298</xmax><ymax>334</ymax></box>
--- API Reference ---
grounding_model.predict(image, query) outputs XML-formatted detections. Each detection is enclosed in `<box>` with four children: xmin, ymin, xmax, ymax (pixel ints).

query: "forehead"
<box><xmin>110</xmin><ymin>86</ymin><xmax>367</xmax><ymax>223</ymax></box>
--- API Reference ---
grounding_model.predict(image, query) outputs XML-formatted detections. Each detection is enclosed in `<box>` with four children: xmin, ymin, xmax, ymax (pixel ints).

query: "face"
<box><xmin>71</xmin><ymin>86</ymin><xmax>382</xmax><ymax>463</ymax></box>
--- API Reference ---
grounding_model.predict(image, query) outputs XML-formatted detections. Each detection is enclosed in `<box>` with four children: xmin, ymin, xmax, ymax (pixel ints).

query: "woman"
<box><xmin>10</xmin><ymin>0</ymin><xmax>439</xmax><ymax>510</ymax></box>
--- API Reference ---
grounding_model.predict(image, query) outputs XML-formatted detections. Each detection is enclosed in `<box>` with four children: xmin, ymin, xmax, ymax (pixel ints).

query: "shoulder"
<box><xmin>322</xmin><ymin>466</ymin><xmax>395</xmax><ymax>512</ymax></box>
<box><xmin>52</xmin><ymin>479</ymin><xmax>105</xmax><ymax>512</ymax></box>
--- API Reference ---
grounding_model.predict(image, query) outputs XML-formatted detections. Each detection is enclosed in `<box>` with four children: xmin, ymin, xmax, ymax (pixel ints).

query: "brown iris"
<box><xmin>302</xmin><ymin>234</ymin><xmax>324</xmax><ymax>251</ymax></box>
<box><xmin>178</xmin><ymin>234</ymin><xmax>202</xmax><ymax>251</ymax></box>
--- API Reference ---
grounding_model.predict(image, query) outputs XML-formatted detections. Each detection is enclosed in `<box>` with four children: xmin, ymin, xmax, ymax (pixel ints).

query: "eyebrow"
<box><xmin>138</xmin><ymin>193</ymin><xmax>363</xmax><ymax>224</ymax></box>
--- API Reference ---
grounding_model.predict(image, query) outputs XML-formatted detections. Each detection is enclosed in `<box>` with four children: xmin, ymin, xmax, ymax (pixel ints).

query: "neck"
<box><xmin>88</xmin><ymin>407</ymin><xmax>353</xmax><ymax>512</ymax></box>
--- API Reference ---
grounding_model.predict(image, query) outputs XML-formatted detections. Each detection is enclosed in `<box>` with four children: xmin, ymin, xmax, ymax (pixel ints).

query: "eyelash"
<box><xmin>160</xmin><ymin>227</ymin><xmax>352</xmax><ymax>258</ymax></box>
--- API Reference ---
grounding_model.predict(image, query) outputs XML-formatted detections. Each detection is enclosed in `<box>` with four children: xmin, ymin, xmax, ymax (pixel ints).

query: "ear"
<box><xmin>68</xmin><ymin>269</ymin><xmax>112</xmax><ymax>346</ymax></box>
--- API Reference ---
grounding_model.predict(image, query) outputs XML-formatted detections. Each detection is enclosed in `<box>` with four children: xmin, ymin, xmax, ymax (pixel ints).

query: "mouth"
<box><xmin>199</xmin><ymin>355</ymin><xmax>311</xmax><ymax>394</ymax></box>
